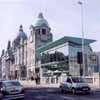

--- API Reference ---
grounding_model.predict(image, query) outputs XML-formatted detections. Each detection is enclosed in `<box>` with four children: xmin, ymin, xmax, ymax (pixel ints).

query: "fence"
<box><xmin>19</xmin><ymin>73</ymin><xmax>100</xmax><ymax>88</ymax></box>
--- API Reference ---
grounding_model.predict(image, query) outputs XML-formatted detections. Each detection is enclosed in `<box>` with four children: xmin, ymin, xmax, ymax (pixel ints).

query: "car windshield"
<box><xmin>3</xmin><ymin>81</ymin><xmax>21</xmax><ymax>86</ymax></box>
<box><xmin>72</xmin><ymin>77</ymin><xmax>85</xmax><ymax>83</ymax></box>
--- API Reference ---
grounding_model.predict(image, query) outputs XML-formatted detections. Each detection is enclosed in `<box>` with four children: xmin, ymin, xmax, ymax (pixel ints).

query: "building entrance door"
<box><xmin>35</xmin><ymin>68</ymin><xmax>40</xmax><ymax>84</ymax></box>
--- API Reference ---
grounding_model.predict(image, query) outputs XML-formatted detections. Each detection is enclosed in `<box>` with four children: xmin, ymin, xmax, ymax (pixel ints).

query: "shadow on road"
<box><xmin>24</xmin><ymin>87</ymin><xmax>100</xmax><ymax>100</ymax></box>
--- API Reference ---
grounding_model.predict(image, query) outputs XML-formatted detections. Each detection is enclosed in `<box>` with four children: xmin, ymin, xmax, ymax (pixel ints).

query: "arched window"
<box><xmin>42</xmin><ymin>29</ymin><xmax>46</xmax><ymax>35</ymax></box>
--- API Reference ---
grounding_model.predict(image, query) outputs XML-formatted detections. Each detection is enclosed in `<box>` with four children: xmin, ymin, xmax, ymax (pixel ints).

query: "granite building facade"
<box><xmin>0</xmin><ymin>13</ymin><xmax>53</xmax><ymax>83</ymax></box>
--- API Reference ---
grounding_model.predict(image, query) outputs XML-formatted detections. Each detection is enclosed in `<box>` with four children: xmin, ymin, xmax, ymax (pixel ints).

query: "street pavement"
<box><xmin>24</xmin><ymin>87</ymin><xmax>100</xmax><ymax>100</ymax></box>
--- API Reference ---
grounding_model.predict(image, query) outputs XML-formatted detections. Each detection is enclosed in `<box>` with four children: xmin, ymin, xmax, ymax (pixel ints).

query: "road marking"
<box><xmin>60</xmin><ymin>96</ymin><xmax>74</xmax><ymax>100</ymax></box>
<box><xmin>2</xmin><ymin>96</ymin><xmax>24</xmax><ymax>100</ymax></box>
<box><xmin>4</xmin><ymin>94</ymin><xmax>24</xmax><ymax>97</ymax></box>
<box><xmin>2</xmin><ymin>94</ymin><xmax>24</xmax><ymax>100</ymax></box>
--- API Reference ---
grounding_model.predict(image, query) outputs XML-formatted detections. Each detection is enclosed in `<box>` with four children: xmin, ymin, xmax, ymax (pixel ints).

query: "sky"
<box><xmin>0</xmin><ymin>0</ymin><xmax>100</xmax><ymax>54</ymax></box>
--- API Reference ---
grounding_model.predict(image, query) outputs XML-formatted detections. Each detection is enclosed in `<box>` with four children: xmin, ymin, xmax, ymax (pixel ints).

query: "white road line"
<box><xmin>2</xmin><ymin>96</ymin><xmax>24</xmax><ymax>100</ymax></box>
<box><xmin>2</xmin><ymin>94</ymin><xmax>24</xmax><ymax>100</ymax></box>
<box><xmin>4</xmin><ymin>94</ymin><xmax>24</xmax><ymax>98</ymax></box>
<box><xmin>60</xmin><ymin>96</ymin><xmax>74</xmax><ymax>100</ymax></box>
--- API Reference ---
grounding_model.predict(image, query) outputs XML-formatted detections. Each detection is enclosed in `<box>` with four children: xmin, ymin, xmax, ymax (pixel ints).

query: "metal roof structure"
<box><xmin>36</xmin><ymin>36</ymin><xmax>96</xmax><ymax>53</ymax></box>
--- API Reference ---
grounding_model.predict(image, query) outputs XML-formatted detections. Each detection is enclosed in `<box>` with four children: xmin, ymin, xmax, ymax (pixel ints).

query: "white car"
<box><xmin>60</xmin><ymin>76</ymin><xmax>91</xmax><ymax>94</ymax></box>
<box><xmin>0</xmin><ymin>80</ymin><xmax>24</xmax><ymax>99</ymax></box>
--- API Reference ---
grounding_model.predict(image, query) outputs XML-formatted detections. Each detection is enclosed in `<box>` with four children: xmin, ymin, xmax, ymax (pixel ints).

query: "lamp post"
<box><xmin>78</xmin><ymin>1</ymin><xmax>85</xmax><ymax>76</ymax></box>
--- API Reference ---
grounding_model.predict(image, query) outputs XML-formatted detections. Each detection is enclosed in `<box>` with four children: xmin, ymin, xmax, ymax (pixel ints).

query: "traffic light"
<box><xmin>77</xmin><ymin>52</ymin><xmax>83</xmax><ymax>64</ymax></box>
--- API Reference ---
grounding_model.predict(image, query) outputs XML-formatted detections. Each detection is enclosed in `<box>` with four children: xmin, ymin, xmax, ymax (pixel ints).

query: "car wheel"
<box><xmin>0</xmin><ymin>93</ymin><xmax>3</xmax><ymax>99</ymax></box>
<box><xmin>85</xmin><ymin>91</ymin><xmax>91</xmax><ymax>95</ymax></box>
<box><xmin>61</xmin><ymin>88</ymin><xmax>64</xmax><ymax>93</ymax></box>
<box><xmin>72</xmin><ymin>88</ymin><xmax>76</xmax><ymax>95</ymax></box>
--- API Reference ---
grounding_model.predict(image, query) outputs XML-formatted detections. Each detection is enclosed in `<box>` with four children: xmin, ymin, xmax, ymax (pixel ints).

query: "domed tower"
<box><xmin>28</xmin><ymin>13</ymin><xmax>53</xmax><ymax>82</ymax></box>
<box><xmin>12</xmin><ymin>25</ymin><xmax>28</xmax><ymax>80</ymax></box>
<box><xmin>30</xmin><ymin>12</ymin><xmax>53</xmax><ymax>48</ymax></box>
<box><xmin>14</xmin><ymin>25</ymin><xmax>27</xmax><ymax>47</ymax></box>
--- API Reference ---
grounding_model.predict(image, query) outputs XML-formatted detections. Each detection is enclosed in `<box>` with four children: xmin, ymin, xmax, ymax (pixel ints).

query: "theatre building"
<box><xmin>0</xmin><ymin>13</ymin><xmax>97</xmax><ymax>84</ymax></box>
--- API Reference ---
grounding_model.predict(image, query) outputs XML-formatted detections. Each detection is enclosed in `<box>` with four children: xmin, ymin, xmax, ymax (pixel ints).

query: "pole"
<box><xmin>78</xmin><ymin>1</ymin><xmax>85</xmax><ymax>76</ymax></box>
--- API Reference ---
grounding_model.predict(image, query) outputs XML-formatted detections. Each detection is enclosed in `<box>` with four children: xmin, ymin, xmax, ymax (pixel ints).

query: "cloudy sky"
<box><xmin>0</xmin><ymin>0</ymin><xmax>100</xmax><ymax>54</ymax></box>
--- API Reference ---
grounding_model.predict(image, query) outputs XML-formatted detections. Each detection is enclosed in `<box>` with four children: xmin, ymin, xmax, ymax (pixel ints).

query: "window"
<box><xmin>67</xmin><ymin>77</ymin><xmax>72</xmax><ymax>83</ymax></box>
<box><xmin>29</xmin><ymin>31</ymin><xmax>33</xmax><ymax>42</ymax></box>
<box><xmin>42</xmin><ymin>29</ymin><xmax>46</xmax><ymax>35</ymax></box>
<box><xmin>36</xmin><ymin>29</ymin><xmax>40</xmax><ymax>35</ymax></box>
<box><xmin>71</xmin><ymin>77</ymin><xmax>85</xmax><ymax>83</ymax></box>
<box><xmin>3</xmin><ymin>81</ymin><xmax>21</xmax><ymax>86</ymax></box>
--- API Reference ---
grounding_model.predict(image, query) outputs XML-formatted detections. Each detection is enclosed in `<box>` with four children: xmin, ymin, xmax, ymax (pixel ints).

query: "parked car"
<box><xmin>60</xmin><ymin>76</ymin><xmax>91</xmax><ymax>94</ymax></box>
<box><xmin>0</xmin><ymin>80</ymin><xmax>24</xmax><ymax>99</ymax></box>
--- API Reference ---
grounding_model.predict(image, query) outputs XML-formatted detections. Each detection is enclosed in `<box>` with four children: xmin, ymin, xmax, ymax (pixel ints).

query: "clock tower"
<box><xmin>28</xmin><ymin>13</ymin><xmax>53</xmax><ymax>83</ymax></box>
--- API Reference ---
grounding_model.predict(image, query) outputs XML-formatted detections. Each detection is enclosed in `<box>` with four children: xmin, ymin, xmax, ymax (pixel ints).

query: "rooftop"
<box><xmin>36</xmin><ymin>36</ymin><xmax>96</xmax><ymax>53</ymax></box>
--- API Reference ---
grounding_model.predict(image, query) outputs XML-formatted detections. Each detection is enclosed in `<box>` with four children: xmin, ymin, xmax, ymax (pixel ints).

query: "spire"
<box><xmin>1</xmin><ymin>49</ymin><xmax>5</xmax><ymax>56</ymax></box>
<box><xmin>19</xmin><ymin>25</ymin><xmax>23</xmax><ymax>32</ymax></box>
<box><xmin>7</xmin><ymin>40</ymin><xmax>11</xmax><ymax>50</ymax></box>
<box><xmin>38</xmin><ymin>12</ymin><xmax>44</xmax><ymax>18</ymax></box>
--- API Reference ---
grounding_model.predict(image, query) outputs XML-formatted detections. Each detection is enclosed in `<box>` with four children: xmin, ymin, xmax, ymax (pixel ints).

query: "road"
<box><xmin>24</xmin><ymin>87</ymin><xmax>100</xmax><ymax>100</ymax></box>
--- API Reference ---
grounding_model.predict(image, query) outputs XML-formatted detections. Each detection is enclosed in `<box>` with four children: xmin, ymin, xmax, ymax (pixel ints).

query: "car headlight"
<box><xmin>1</xmin><ymin>87</ymin><xmax>6</xmax><ymax>91</ymax></box>
<box><xmin>1</xmin><ymin>87</ymin><xmax>7</xmax><ymax>94</ymax></box>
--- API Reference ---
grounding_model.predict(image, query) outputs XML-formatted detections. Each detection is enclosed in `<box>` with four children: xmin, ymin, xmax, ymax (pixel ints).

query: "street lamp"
<box><xmin>78</xmin><ymin>1</ymin><xmax>85</xmax><ymax>76</ymax></box>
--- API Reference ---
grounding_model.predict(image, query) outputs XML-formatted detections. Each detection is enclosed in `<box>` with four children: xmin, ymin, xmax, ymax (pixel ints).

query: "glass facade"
<box><xmin>39</xmin><ymin>41</ymin><xmax>97</xmax><ymax>77</ymax></box>
<box><xmin>68</xmin><ymin>42</ymin><xmax>92</xmax><ymax>76</ymax></box>
<box><xmin>41</xmin><ymin>43</ymin><xmax>69</xmax><ymax>77</ymax></box>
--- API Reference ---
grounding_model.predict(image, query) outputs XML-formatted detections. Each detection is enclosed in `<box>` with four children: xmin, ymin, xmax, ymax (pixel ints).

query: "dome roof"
<box><xmin>14</xmin><ymin>25</ymin><xmax>27</xmax><ymax>46</ymax></box>
<box><xmin>33</xmin><ymin>13</ymin><xmax>49</xmax><ymax>27</ymax></box>
<box><xmin>17</xmin><ymin>25</ymin><xmax>27</xmax><ymax>40</ymax></box>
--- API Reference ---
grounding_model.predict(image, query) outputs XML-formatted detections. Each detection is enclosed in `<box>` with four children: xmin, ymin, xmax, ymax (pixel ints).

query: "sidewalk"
<box><xmin>36</xmin><ymin>83</ymin><xmax>60</xmax><ymax>88</ymax></box>
<box><xmin>19</xmin><ymin>80</ymin><xmax>36</xmax><ymax>88</ymax></box>
<box><xmin>19</xmin><ymin>80</ymin><xmax>60</xmax><ymax>88</ymax></box>
<box><xmin>91</xmin><ymin>87</ymin><xmax>100</xmax><ymax>92</ymax></box>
